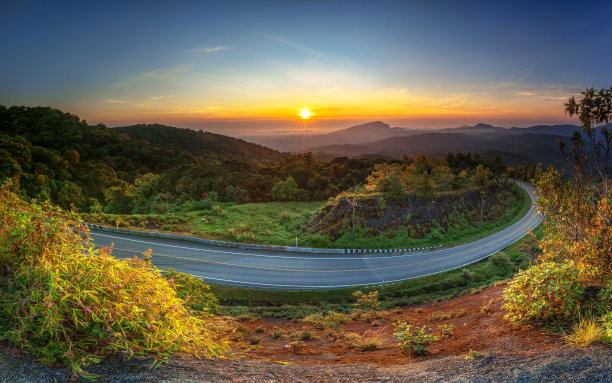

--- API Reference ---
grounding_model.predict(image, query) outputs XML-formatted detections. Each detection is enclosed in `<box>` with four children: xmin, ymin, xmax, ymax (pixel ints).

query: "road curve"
<box><xmin>89</xmin><ymin>182</ymin><xmax>541</xmax><ymax>290</ymax></box>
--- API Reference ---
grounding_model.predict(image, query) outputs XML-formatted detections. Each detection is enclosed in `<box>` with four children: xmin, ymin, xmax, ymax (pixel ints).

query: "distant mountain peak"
<box><xmin>346</xmin><ymin>121</ymin><xmax>391</xmax><ymax>131</ymax></box>
<box><xmin>473</xmin><ymin>123</ymin><xmax>495</xmax><ymax>129</ymax></box>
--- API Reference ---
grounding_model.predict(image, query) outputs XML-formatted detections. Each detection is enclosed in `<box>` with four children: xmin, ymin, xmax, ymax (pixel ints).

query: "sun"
<box><xmin>300</xmin><ymin>109</ymin><xmax>311</xmax><ymax>119</ymax></box>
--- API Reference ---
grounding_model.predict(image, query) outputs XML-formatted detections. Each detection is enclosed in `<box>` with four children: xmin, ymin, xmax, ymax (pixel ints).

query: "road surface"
<box><xmin>90</xmin><ymin>182</ymin><xmax>541</xmax><ymax>290</ymax></box>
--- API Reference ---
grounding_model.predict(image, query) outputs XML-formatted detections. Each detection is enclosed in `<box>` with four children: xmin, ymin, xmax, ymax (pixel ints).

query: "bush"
<box><xmin>0</xmin><ymin>185</ymin><xmax>225</xmax><ymax>376</ymax></box>
<box><xmin>162</xmin><ymin>269</ymin><xmax>218</xmax><ymax>314</ymax></box>
<box><xmin>393</xmin><ymin>322</ymin><xmax>439</xmax><ymax>356</ymax></box>
<box><xmin>502</xmin><ymin>261</ymin><xmax>590</xmax><ymax>324</ymax></box>
<box><xmin>303</xmin><ymin>311</ymin><xmax>348</xmax><ymax>329</ymax></box>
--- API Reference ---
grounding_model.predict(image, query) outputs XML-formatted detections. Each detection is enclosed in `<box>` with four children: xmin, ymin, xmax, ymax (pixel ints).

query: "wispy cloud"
<box><xmin>147</xmin><ymin>95</ymin><xmax>175</xmax><ymax>101</ymax></box>
<box><xmin>184</xmin><ymin>46</ymin><xmax>230</xmax><ymax>54</ymax></box>
<box><xmin>101</xmin><ymin>98</ymin><xmax>131</xmax><ymax>104</ymax></box>
<box><xmin>489</xmin><ymin>71</ymin><xmax>531</xmax><ymax>90</ymax></box>
<box><xmin>258</xmin><ymin>32</ymin><xmax>325</xmax><ymax>56</ymax></box>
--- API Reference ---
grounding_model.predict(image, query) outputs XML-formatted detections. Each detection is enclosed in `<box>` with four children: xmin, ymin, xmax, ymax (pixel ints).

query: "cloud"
<box><xmin>101</xmin><ymin>98</ymin><xmax>131</xmax><ymax>104</ymax></box>
<box><xmin>258</xmin><ymin>32</ymin><xmax>325</xmax><ymax>56</ymax></box>
<box><xmin>185</xmin><ymin>46</ymin><xmax>230</xmax><ymax>54</ymax></box>
<box><xmin>147</xmin><ymin>95</ymin><xmax>175</xmax><ymax>101</ymax></box>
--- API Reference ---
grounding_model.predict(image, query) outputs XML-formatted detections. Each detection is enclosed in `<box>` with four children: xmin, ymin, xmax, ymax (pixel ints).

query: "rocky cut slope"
<box><xmin>310</xmin><ymin>183</ymin><xmax>520</xmax><ymax>241</ymax></box>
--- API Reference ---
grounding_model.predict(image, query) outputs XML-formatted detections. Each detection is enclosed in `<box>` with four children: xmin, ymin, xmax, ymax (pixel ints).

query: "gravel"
<box><xmin>1</xmin><ymin>343</ymin><xmax>610</xmax><ymax>382</ymax></box>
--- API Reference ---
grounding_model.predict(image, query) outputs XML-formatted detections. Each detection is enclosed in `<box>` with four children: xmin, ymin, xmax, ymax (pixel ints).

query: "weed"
<box><xmin>427</xmin><ymin>308</ymin><xmax>468</xmax><ymax>322</ymax></box>
<box><xmin>480</xmin><ymin>299</ymin><xmax>496</xmax><ymax>315</ymax></box>
<box><xmin>287</xmin><ymin>340</ymin><xmax>305</xmax><ymax>353</ymax></box>
<box><xmin>393</xmin><ymin>322</ymin><xmax>439</xmax><ymax>356</ymax></box>
<box><xmin>564</xmin><ymin>315</ymin><xmax>606</xmax><ymax>347</ymax></box>
<box><xmin>465</xmin><ymin>349</ymin><xmax>483</xmax><ymax>359</ymax></box>
<box><xmin>269</xmin><ymin>327</ymin><xmax>284</xmax><ymax>339</ymax></box>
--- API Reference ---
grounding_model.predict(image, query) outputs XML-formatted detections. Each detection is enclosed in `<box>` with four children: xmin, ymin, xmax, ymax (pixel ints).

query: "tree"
<box><xmin>564</xmin><ymin>86</ymin><xmax>611</xmax><ymax>196</ymax></box>
<box><xmin>269</xmin><ymin>177</ymin><xmax>303</xmax><ymax>201</ymax></box>
<box><xmin>534</xmin><ymin>86</ymin><xmax>612</xmax><ymax>273</ymax></box>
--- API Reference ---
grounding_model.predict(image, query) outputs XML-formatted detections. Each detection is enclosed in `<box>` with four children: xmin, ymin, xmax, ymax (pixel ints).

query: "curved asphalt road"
<box><xmin>89</xmin><ymin>182</ymin><xmax>541</xmax><ymax>290</ymax></box>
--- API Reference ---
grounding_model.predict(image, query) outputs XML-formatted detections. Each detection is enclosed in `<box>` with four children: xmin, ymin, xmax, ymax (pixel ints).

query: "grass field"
<box><xmin>211</xmin><ymin>226</ymin><xmax>543</xmax><ymax>319</ymax></box>
<box><xmin>87</xmin><ymin>186</ymin><xmax>530</xmax><ymax>251</ymax></box>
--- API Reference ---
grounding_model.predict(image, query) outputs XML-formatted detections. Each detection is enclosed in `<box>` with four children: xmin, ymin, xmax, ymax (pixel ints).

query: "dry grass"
<box><xmin>564</xmin><ymin>316</ymin><xmax>606</xmax><ymax>347</ymax></box>
<box><xmin>427</xmin><ymin>307</ymin><xmax>468</xmax><ymax>322</ymax></box>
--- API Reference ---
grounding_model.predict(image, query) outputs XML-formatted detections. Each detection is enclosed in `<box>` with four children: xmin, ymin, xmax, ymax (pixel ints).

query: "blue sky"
<box><xmin>1</xmin><ymin>0</ymin><xmax>611</xmax><ymax>135</ymax></box>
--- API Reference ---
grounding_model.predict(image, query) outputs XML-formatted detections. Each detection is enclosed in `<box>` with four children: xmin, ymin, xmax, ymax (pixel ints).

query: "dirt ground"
<box><xmin>1</xmin><ymin>283</ymin><xmax>611</xmax><ymax>382</ymax></box>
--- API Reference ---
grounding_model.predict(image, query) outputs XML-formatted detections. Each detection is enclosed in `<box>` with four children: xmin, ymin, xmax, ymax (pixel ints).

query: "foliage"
<box><xmin>393</xmin><ymin>322</ymin><xmax>440</xmax><ymax>356</ymax></box>
<box><xmin>564</xmin><ymin>315</ymin><xmax>607</xmax><ymax>347</ymax></box>
<box><xmin>602</xmin><ymin>312</ymin><xmax>612</xmax><ymax>341</ymax></box>
<box><xmin>535</xmin><ymin>167</ymin><xmax>612</xmax><ymax>273</ymax></box>
<box><xmin>502</xmin><ymin>261</ymin><xmax>591</xmax><ymax>323</ymax></box>
<box><xmin>303</xmin><ymin>311</ymin><xmax>349</xmax><ymax>329</ymax></box>
<box><xmin>353</xmin><ymin>290</ymin><xmax>380</xmax><ymax>312</ymax></box>
<box><xmin>162</xmin><ymin>269</ymin><xmax>218</xmax><ymax>314</ymax></box>
<box><xmin>465</xmin><ymin>349</ymin><xmax>483</xmax><ymax>359</ymax></box>
<box><xmin>0</xmin><ymin>185</ymin><xmax>225</xmax><ymax>376</ymax></box>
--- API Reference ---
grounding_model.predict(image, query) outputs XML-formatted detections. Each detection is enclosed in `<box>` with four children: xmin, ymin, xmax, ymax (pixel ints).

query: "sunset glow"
<box><xmin>1</xmin><ymin>2</ymin><xmax>610</xmax><ymax>137</ymax></box>
<box><xmin>300</xmin><ymin>109</ymin><xmax>311</xmax><ymax>119</ymax></box>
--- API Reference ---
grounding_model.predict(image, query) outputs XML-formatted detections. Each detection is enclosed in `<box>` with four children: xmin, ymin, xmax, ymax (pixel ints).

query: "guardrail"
<box><xmin>86</xmin><ymin>223</ymin><xmax>443</xmax><ymax>255</ymax></box>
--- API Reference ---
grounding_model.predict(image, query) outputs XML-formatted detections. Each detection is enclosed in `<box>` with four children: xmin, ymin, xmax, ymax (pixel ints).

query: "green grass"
<box><xmin>88</xmin><ymin>186</ymin><xmax>531</xmax><ymax>251</ymax></box>
<box><xmin>211</xmin><ymin>226</ymin><xmax>543</xmax><ymax>319</ymax></box>
<box><xmin>190</xmin><ymin>201</ymin><xmax>324</xmax><ymax>245</ymax></box>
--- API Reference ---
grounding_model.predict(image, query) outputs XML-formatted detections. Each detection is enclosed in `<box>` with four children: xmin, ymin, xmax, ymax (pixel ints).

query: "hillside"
<box><xmin>115</xmin><ymin>124</ymin><xmax>282</xmax><ymax>161</ymax></box>
<box><xmin>249</xmin><ymin>121</ymin><xmax>426</xmax><ymax>151</ymax></box>
<box><xmin>310</xmin><ymin>130</ymin><xmax>574</xmax><ymax>165</ymax></box>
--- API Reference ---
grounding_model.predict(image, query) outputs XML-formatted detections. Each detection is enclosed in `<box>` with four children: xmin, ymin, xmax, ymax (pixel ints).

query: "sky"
<box><xmin>1</xmin><ymin>0</ymin><xmax>611</xmax><ymax>137</ymax></box>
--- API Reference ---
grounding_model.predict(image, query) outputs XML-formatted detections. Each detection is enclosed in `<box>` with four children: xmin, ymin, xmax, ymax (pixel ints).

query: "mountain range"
<box><xmin>249</xmin><ymin>121</ymin><xmax>588</xmax><ymax>165</ymax></box>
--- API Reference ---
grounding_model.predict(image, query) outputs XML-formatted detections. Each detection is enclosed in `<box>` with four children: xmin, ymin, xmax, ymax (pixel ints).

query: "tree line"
<box><xmin>0</xmin><ymin>105</ymin><xmax>532</xmax><ymax>215</ymax></box>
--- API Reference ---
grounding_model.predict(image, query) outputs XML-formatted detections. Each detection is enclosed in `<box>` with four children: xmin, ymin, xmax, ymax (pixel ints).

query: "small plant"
<box><xmin>564</xmin><ymin>315</ymin><xmax>606</xmax><ymax>347</ymax></box>
<box><xmin>255</xmin><ymin>325</ymin><xmax>265</xmax><ymax>333</ymax></box>
<box><xmin>465</xmin><ymin>349</ymin><xmax>483</xmax><ymax>360</ymax></box>
<box><xmin>393</xmin><ymin>322</ymin><xmax>439</xmax><ymax>356</ymax></box>
<box><xmin>427</xmin><ymin>307</ymin><xmax>467</xmax><ymax>322</ymax></box>
<box><xmin>237</xmin><ymin>313</ymin><xmax>258</xmax><ymax>322</ymax></box>
<box><xmin>270</xmin><ymin>327</ymin><xmax>284</xmax><ymax>339</ymax></box>
<box><xmin>290</xmin><ymin>329</ymin><xmax>314</xmax><ymax>341</ymax></box>
<box><xmin>352</xmin><ymin>290</ymin><xmax>381</xmax><ymax>320</ymax></box>
<box><xmin>246</xmin><ymin>334</ymin><xmax>262</xmax><ymax>345</ymax></box>
<box><xmin>303</xmin><ymin>311</ymin><xmax>348</xmax><ymax>329</ymax></box>
<box><xmin>480</xmin><ymin>299</ymin><xmax>496</xmax><ymax>315</ymax></box>
<box><xmin>287</xmin><ymin>340</ymin><xmax>305</xmax><ymax>353</ymax></box>
<box><xmin>437</xmin><ymin>324</ymin><xmax>455</xmax><ymax>338</ymax></box>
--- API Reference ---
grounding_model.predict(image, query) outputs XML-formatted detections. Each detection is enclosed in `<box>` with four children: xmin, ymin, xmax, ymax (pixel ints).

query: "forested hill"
<box><xmin>0</xmin><ymin>105</ymin><xmax>284</xmax><ymax>212</ymax></box>
<box><xmin>114</xmin><ymin>124</ymin><xmax>282</xmax><ymax>161</ymax></box>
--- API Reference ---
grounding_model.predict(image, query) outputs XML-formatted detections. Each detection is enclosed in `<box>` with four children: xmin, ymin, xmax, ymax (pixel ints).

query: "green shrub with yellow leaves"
<box><xmin>0</xmin><ymin>184</ymin><xmax>226</xmax><ymax>378</ymax></box>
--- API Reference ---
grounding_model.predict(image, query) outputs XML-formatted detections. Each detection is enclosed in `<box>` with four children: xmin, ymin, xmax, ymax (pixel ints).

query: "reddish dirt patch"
<box><xmin>231</xmin><ymin>284</ymin><xmax>562</xmax><ymax>366</ymax></box>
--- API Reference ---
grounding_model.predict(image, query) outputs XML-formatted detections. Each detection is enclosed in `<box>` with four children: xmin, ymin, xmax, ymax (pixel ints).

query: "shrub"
<box><xmin>393</xmin><ymin>322</ymin><xmax>439</xmax><ymax>356</ymax></box>
<box><xmin>303</xmin><ymin>311</ymin><xmax>348</xmax><ymax>329</ymax></box>
<box><xmin>0</xmin><ymin>186</ymin><xmax>225</xmax><ymax>377</ymax></box>
<box><xmin>163</xmin><ymin>269</ymin><xmax>218</xmax><ymax>314</ymax></box>
<box><xmin>352</xmin><ymin>290</ymin><xmax>380</xmax><ymax>319</ymax></box>
<box><xmin>287</xmin><ymin>340</ymin><xmax>305</xmax><ymax>353</ymax></box>
<box><xmin>269</xmin><ymin>327</ymin><xmax>284</xmax><ymax>339</ymax></box>
<box><xmin>503</xmin><ymin>261</ymin><xmax>590</xmax><ymax>323</ymax></box>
